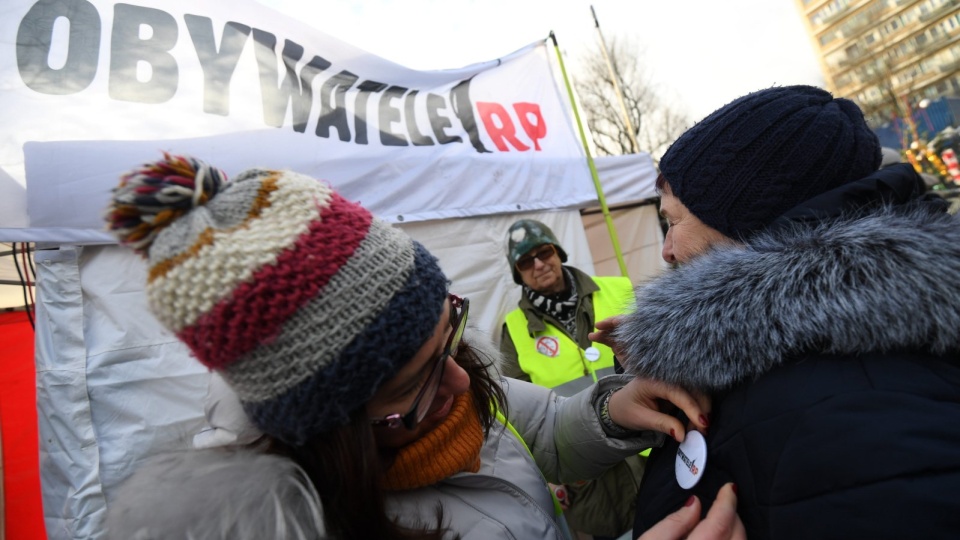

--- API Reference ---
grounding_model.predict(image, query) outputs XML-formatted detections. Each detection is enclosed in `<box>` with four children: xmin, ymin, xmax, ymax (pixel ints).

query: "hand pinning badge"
<box><xmin>675</xmin><ymin>430</ymin><xmax>707</xmax><ymax>489</ymax></box>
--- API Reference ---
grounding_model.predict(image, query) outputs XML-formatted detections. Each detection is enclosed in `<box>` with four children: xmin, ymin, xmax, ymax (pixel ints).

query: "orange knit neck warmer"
<box><xmin>381</xmin><ymin>391</ymin><xmax>483</xmax><ymax>491</ymax></box>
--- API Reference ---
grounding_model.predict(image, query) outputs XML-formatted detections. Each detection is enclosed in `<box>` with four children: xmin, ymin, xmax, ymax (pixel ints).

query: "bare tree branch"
<box><xmin>573</xmin><ymin>37</ymin><xmax>690</xmax><ymax>161</ymax></box>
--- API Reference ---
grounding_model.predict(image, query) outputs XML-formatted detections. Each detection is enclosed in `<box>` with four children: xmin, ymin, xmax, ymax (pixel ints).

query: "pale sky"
<box><xmin>257</xmin><ymin>0</ymin><xmax>826</xmax><ymax>121</ymax></box>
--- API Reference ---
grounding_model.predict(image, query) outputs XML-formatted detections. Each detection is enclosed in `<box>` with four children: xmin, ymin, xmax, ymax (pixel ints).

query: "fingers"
<box><xmin>637</xmin><ymin>495</ymin><xmax>702</xmax><ymax>540</ymax></box>
<box><xmin>589</xmin><ymin>316</ymin><xmax>625</xmax><ymax>356</ymax></box>
<box><xmin>609</xmin><ymin>378</ymin><xmax>710</xmax><ymax>441</ymax></box>
<box><xmin>548</xmin><ymin>483</ymin><xmax>570</xmax><ymax>511</ymax></box>
<box><xmin>653</xmin><ymin>412</ymin><xmax>689</xmax><ymax>444</ymax></box>
<box><xmin>588</xmin><ymin>330</ymin><xmax>614</xmax><ymax>350</ymax></box>
<box><xmin>608</xmin><ymin>379</ymin><xmax>686</xmax><ymax>441</ymax></box>
<box><xmin>688</xmin><ymin>483</ymin><xmax>745</xmax><ymax>540</ymax></box>
<box><xmin>587</xmin><ymin>330</ymin><xmax>611</xmax><ymax>347</ymax></box>
<box><xmin>638</xmin><ymin>484</ymin><xmax>744</xmax><ymax>540</ymax></box>
<box><xmin>594</xmin><ymin>315</ymin><xmax>623</xmax><ymax>331</ymax></box>
<box><xmin>623</xmin><ymin>403</ymin><xmax>688</xmax><ymax>442</ymax></box>
<box><xmin>652</xmin><ymin>379</ymin><xmax>711</xmax><ymax>436</ymax></box>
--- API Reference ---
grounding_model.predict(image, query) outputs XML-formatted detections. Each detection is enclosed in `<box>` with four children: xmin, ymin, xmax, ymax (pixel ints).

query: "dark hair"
<box><xmin>272</xmin><ymin>338</ymin><xmax>506</xmax><ymax>539</ymax></box>
<box><xmin>655</xmin><ymin>172</ymin><xmax>669</xmax><ymax>193</ymax></box>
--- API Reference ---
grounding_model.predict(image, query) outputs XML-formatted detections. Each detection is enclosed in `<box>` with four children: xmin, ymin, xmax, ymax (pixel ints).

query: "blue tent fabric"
<box><xmin>873</xmin><ymin>97</ymin><xmax>958</xmax><ymax>150</ymax></box>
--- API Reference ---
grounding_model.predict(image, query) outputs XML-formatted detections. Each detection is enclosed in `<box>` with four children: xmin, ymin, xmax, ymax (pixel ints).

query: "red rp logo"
<box><xmin>536</xmin><ymin>336</ymin><xmax>560</xmax><ymax>357</ymax></box>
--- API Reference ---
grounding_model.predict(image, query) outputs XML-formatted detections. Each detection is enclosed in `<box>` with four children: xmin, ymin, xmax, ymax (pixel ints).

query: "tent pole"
<box><xmin>548</xmin><ymin>31</ymin><xmax>629</xmax><ymax>278</ymax></box>
<box><xmin>591</xmin><ymin>6</ymin><xmax>640</xmax><ymax>154</ymax></box>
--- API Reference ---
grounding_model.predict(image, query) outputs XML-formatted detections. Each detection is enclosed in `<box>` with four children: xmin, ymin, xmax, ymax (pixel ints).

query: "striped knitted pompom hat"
<box><xmin>105</xmin><ymin>154</ymin><xmax>448</xmax><ymax>445</ymax></box>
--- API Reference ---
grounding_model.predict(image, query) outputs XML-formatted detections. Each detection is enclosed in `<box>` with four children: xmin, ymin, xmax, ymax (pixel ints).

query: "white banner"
<box><xmin>1</xmin><ymin>0</ymin><xmax>594</xmax><ymax>242</ymax></box>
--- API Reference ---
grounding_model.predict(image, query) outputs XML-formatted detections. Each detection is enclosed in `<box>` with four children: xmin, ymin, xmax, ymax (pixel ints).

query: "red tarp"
<box><xmin>0</xmin><ymin>310</ymin><xmax>45</xmax><ymax>539</ymax></box>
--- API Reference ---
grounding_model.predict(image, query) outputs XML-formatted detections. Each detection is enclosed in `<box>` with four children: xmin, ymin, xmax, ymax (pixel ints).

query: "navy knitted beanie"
<box><xmin>659</xmin><ymin>85</ymin><xmax>881</xmax><ymax>240</ymax></box>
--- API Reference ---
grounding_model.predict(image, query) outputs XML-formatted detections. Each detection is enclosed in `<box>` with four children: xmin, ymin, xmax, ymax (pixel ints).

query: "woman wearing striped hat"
<box><xmin>102</xmin><ymin>154</ymin><xmax>721</xmax><ymax>540</ymax></box>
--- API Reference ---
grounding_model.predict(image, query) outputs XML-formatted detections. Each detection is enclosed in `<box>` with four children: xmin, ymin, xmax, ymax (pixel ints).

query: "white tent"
<box><xmin>21</xmin><ymin>156</ymin><xmax>661</xmax><ymax>540</ymax></box>
<box><xmin>0</xmin><ymin>1</ymin><xmax>664</xmax><ymax>537</ymax></box>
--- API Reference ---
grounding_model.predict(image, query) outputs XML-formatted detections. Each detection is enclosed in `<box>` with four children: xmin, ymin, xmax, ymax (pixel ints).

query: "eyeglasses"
<box><xmin>370</xmin><ymin>294</ymin><xmax>469</xmax><ymax>430</ymax></box>
<box><xmin>515</xmin><ymin>244</ymin><xmax>557</xmax><ymax>272</ymax></box>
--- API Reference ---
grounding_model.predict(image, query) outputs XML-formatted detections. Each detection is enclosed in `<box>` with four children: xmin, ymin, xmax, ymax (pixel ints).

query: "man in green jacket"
<box><xmin>499</xmin><ymin>219</ymin><xmax>643</xmax><ymax>540</ymax></box>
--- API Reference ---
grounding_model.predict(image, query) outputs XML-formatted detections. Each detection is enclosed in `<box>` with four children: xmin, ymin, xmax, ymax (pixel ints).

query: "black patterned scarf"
<box><xmin>523</xmin><ymin>267</ymin><xmax>578</xmax><ymax>335</ymax></box>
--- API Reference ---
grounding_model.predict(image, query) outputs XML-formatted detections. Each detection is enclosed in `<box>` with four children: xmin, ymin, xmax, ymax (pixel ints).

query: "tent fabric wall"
<box><xmin>34</xmin><ymin>246</ymin><xmax>209</xmax><ymax>539</ymax></box>
<box><xmin>590</xmin><ymin>153</ymin><xmax>659</xmax><ymax>205</ymax></box>
<box><xmin>582</xmin><ymin>152</ymin><xmax>666</xmax><ymax>286</ymax></box>
<box><xmin>16</xmin><ymin>155</ymin><xmax>660</xmax><ymax>539</ymax></box>
<box><xmin>17</xmin><ymin>129</ymin><xmax>597</xmax><ymax>244</ymax></box>
<box><xmin>583</xmin><ymin>204</ymin><xmax>667</xmax><ymax>285</ymax></box>
<box><xmin>15</xmin><ymin>154</ymin><xmax>659</xmax><ymax>539</ymax></box>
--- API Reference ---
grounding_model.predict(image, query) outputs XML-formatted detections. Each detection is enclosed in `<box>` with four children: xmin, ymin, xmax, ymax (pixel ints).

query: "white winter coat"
<box><xmin>106</xmin><ymin>374</ymin><xmax>661</xmax><ymax>539</ymax></box>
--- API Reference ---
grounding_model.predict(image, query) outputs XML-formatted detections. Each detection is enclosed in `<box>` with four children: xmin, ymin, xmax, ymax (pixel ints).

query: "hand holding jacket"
<box><xmin>639</xmin><ymin>483</ymin><xmax>745</xmax><ymax>540</ymax></box>
<box><xmin>607</xmin><ymin>376</ymin><xmax>710</xmax><ymax>441</ymax></box>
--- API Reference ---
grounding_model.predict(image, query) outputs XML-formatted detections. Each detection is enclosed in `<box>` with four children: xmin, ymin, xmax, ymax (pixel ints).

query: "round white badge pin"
<box><xmin>584</xmin><ymin>346</ymin><xmax>601</xmax><ymax>362</ymax></box>
<box><xmin>675</xmin><ymin>430</ymin><xmax>707</xmax><ymax>489</ymax></box>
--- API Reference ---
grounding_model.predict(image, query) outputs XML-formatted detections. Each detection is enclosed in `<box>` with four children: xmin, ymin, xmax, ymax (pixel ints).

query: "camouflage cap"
<box><xmin>505</xmin><ymin>219</ymin><xmax>568</xmax><ymax>284</ymax></box>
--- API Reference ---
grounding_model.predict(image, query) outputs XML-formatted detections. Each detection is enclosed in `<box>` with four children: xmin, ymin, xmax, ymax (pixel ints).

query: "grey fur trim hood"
<box><xmin>615</xmin><ymin>204</ymin><xmax>960</xmax><ymax>392</ymax></box>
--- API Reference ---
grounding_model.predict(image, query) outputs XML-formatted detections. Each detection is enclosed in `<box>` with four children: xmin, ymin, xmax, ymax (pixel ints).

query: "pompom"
<box><xmin>105</xmin><ymin>153</ymin><xmax>227</xmax><ymax>255</ymax></box>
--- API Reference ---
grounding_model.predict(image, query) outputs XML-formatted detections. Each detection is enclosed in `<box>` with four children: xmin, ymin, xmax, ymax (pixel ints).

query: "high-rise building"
<box><xmin>795</xmin><ymin>0</ymin><xmax>960</xmax><ymax>127</ymax></box>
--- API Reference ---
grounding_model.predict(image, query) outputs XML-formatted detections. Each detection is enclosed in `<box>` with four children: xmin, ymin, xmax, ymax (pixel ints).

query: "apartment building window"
<box><xmin>842</xmin><ymin>1</ymin><xmax>888</xmax><ymax>37</ymax></box>
<box><xmin>814</xmin><ymin>0</ymin><xmax>852</xmax><ymax>26</ymax></box>
<box><xmin>946</xmin><ymin>42</ymin><xmax>960</xmax><ymax>60</ymax></box>
<box><xmin>829</xmin><ymin>0</ymin><xmax>851</xmax><ymax>14</ymax></box>
<box><xmin>858</xmin><ymin>60</ymin><xmax>887</xmax><ymax>86</ymax></box>
<box><xmin>888</xmin><ymin>42</ymin><xmax>909</xmax><ymax>61</ymax></box>
<box><xmin>820</xmin><ymin>30</ymin><xmax>839</xmax><ymax>47</ymax></box>
<box><xmin>826</xmin><ymin>50</ymin><xmax>846</xmax><ymax>69</ymax></box>
<box><xmin>846</xmin><ymin>42</ymin><xmax>863</xmax><ymax>58</ymax></box>
<box><xmin>895</xmin><ymin>59</ymin><xmax>935</xmax><ymax>87</ymax></box>
<box><xmin>861</xmin><ymin>86</ymin><xmax>882</xmax><ymax>103</ymax></box>
<box><xmin>932</xmin><ymin>78</ymin><xmax>960</xmax><ymax>99</ymax></box>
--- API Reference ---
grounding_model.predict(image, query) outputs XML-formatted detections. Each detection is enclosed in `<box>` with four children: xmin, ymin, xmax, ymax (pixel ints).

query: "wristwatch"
<box><xmin>598</xmin><ymin>387</ymin><xmax>636</xmax><ymax>437</ymax></box>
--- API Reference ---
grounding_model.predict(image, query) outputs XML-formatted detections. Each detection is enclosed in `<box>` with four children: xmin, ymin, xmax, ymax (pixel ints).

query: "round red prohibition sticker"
<box><xmin>536</xmin><ymin>336</ymin><xmax>560</xmax><ymax>357</ymax></box>
<box><xmin>675</xmin><ymin>430</ymin><xmax>707</xmax><ymax>489</ymax></box>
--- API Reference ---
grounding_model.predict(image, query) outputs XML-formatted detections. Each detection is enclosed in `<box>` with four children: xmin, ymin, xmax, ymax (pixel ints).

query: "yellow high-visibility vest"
<box><xmin>505</xmin><ymin>276</ymin><xmax>633</xmax><ymax>397</ymax></box>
